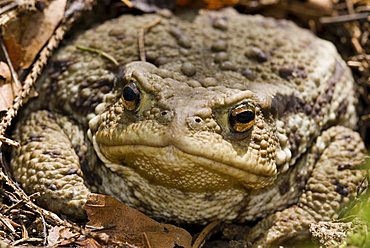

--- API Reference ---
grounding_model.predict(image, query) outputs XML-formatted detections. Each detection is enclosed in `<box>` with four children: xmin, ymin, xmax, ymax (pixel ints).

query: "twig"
<box><xmin>0</xmin><ymin>213</ymin><xmax>18</xmax><ymax>235</ymax></box>
<box><xmin>38</xmin><ymin>209</ymin><xmax>48</xmax><ymax>246</ymax></box>
<box><xmin>192</xmin><ymin>221</ymin><xmax>221</xmax><ymax>248</ymax></box>
<box><xmin>0</xmin><ymin>135</ymin><xmax>19</xmax><ymax>147</ymax></box>
<box><xmin>76</xmin><ymin>45</ymin><xmax>119</xmax><ymax>66</ymax></box>
<box><xmin>320</xmin><ymin>12</ymin><xmax>370</xmax><ymax>24</ymax></box>
<box><xmin>142</xmin><ymin>232</ymin><xmax>151</xmax><ymax>248</ymax></box>
<box><xmin>138</xmin><ymin>18</ymin><xmax>161</xmax><ymax>62</ymax></box>
<box><xmin>0</xmin><ymin>19</ymin><xmax>66</xmax><ymax>139</ymax></box>
<box><xmin>11</xmin><ymin>237</ymin><xmax>44</xmax><ymax>246</ymax></box>
<box><xmin>121</xmin><ymin>0</ymin><xmax>133</xmax><ymax>8</ymax></box>
<box><xmin>0</xmin><ymin>1</ymin><xmax>17</xmax><ymax>16</ymax></box>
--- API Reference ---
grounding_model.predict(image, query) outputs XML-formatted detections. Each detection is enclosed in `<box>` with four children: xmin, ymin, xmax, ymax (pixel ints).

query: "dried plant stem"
<box><xmin>138</xmin><ymin>18</ymin><xmax>161</xmax><ymax>62</ymax></box>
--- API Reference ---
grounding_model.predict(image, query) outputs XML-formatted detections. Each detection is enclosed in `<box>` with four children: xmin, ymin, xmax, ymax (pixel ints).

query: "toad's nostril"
<box><xmin>195</xmin><ymin>117</ymin><xmax>202</xmax><ymax>123</ymax></box>
<box><xmin>161</xmin><ymin>111</ymin><xmax>168</xmax><ymax>116</ymax></box>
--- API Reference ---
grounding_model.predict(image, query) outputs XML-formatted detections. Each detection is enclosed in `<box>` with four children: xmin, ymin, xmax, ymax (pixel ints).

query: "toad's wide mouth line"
<box><xmin>97</xmin><ymin>143</ymin><xmax>275</xmax><ymax>188</ymax></box>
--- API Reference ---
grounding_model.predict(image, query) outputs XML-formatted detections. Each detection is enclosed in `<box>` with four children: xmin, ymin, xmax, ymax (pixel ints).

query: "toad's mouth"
<box><xmin>93</xmin><ymin>138</ymin><xmax>275</xmax><ymax>192</ymax></box>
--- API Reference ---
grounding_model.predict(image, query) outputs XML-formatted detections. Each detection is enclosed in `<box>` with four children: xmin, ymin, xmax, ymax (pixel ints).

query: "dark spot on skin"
<box><xmin>40</xmin><ymin>124</ymin><xmax>48</xmax><ymax>130</ymax></box>
<box><xmin>278</xmin><ymin>66</ymin><xmax>307</xmax><ymax>80</ymax></box>
<box><xmin>181</xmin><ymin>62</ymin><xmax>196</xmax><ymax>77</ymax></box>
<box><xmin>212</xmin><ymin>17</ymin><xmax>228</xmax><ymax>30</ymax></box>
<box><xmin>163</xmin><ymin>227</ymin><xmax>169</xmax><ymax>233</ymax></box>
<box><xmin>295</xmin><ymin>173</ymin><xmax>305</xmax><ymax>189</ymax></box>
<box><xmin>22</xmin><ymin>134</ymin><xmax>45</xmax><ymax>145</ymax></box>
<box><xmin>204</xmin><ymin>193</ymin><xmax>216</xmax><ymax>201</ymax></box>
<box><xmin>294</xmin><ymin>133</ymin><xmax>301</xmax><ymax>148</ymax></box>
<box><xmin>100</xmin><ymin>85</ymin><xmax>111</xmax><ymax>94</ymax></box>
<box><xmin>220</xmin><ymin>61</ymin><xmax>237</xmax><ymax>71</ymax></box>
<box><xmin>48</xmin><ymin>184</ymin><xmax>57</xmax><ymax>191</ymax></box>
<box><xmin>338</xmin><ymin>164</ymin><xmax>352</xmax><ymax>170</ymax></box>
<box><xmin>304</xmin><ymin>104</ymin><xmax>312</xmax><ymax>115</ymax></box>
<box><xmin>245</xmin><ymin>47</ymin><xmax>268</xmax><ymax>63</ymax></box>
<box><xmin>214</xmin><ymin>52</ymin><xmax>228</xmax><ymax>63</ymax></box>
<box><xmin>49</xmin><ymin>60</ymin><xmax>72</xmax><ymax>79</ymax></box>
<box><xmin>279</xmin><ymin>181</ymin><xmax>290</xmax><ymax>195</ymax></box>
<box><xmin>271</xmin><ymin>94</ymin><xmax>306</xmax><ymax>117</ymax></box>
<box><xmin>211</xmin><ymin>40</ymin><xmax>228</xmax><ymax>52</ymax></box>
<box><xmin>295</xmin><ymin>66</ymin><xmax>307</xmax><ymax>78</ymax></box>
<box><xmin>65</xmin><ymin>168</ymin><xmax>78</xmax><ymax>175</ymax></box>
<box><xmin>75</xmin><ymin>144</ymin><xmax>81</xmax><ymax>154</ymax></box>
<box><xmin>278</xmin><ymin>67</ymin><xmax>294</xmax><ymax>80</ymax></box>
<box><xmin>42</xmin><ymin>151</ymin><xmax>61</xmax><ymax>158</ymax></box>
<box><xmin>46</xmin><ymin>111</ymin><xmax>54</xmax><ymax>119</ymax></box>
<box><xmin>334</xmin><ymin>180</ymin><xmax>349</xmax><ymax>197</ymax></box>
<box><xmin>337</xmin><ymin>100</ymin><xmax>348</xmax><ymax>119</ymax></box>
<box><xmin>309</xmin><ymin>64</ymin><xmax>340</xmax><ymax>119</ymax></box>
<box><xmin>241</xmin><ymin>68</ymin><xmax>256</xmax><ymax>80</ymax></box>
<box><xmin>108</xmin><ymin>30</ymin><xmax>126</xmax><ymax>40</ymax></box>
<box><xmin>74</xmin><ymin>79</ymin><xmax>113</xmax><ymax>115</ymax></box>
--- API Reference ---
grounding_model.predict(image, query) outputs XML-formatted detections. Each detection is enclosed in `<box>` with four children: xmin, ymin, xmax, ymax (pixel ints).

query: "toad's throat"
<box><xmin>96</xmin><ymin>143</ymin><xmax>275</xmax><ymax>192</ymax></box>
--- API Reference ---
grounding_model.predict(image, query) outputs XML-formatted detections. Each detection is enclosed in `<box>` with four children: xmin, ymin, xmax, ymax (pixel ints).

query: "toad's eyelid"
<box><xmin>129</xmin><ymin>70</ymin><xmax>154</xmax><ymax>93</ymax></box>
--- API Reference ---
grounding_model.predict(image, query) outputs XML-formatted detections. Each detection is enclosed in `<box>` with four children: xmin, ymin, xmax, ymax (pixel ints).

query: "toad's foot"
<box><xmin>11</xmin><ymin>110</ymin><xmax>90</xmax><ymax>219</ymax></box>
<box><xmin>246</xmin><ymin>126</ymin><xmax>367</xmax><ymax>246</ymax></box>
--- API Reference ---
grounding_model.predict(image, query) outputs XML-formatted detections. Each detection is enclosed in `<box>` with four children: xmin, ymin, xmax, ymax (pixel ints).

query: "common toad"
<box><xmin>11</xmin><ymin>8</ymin><xmax>367</xmax><ymax>245</ymax></box>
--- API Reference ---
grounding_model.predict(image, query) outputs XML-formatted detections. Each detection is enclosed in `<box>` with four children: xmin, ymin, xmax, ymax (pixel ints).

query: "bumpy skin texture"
<box><xmin>11</xmin><ymin>8</ymin><xmax>367</xmax><ymax>245</ymax></box>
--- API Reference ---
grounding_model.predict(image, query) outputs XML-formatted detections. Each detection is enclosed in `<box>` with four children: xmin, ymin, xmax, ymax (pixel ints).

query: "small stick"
<box><xmin>0</xmin><ymin>1</ymin><xmax>17</xmax><ymax>15</ymax></box>
<box><xmin>192</xmin><ymin>221</ymin><xmax>221</xmax><ymax>248</ymax></box>
<box><xmin>320</xmin><ymin>12</ymin><xmax>370</xmax><ymax>24</ymax></box>
<box><xmin>76</xmin><ymin>45</ymin><xmax>119</xmax><ymax>66</ymax></box>
<box><xmin>138</xmin><ymin>18</ymin><xmax>161</xmax><ymax>62</ymax></box>
<box><xmin>0</xmin><ymin>135</ymin><xmax>19</xmax><ymax>147</ymax></box>
<box><xmin>121</xmin><ymin>0</ymin><xmax>134</xmax><ymax>8</ymax></box>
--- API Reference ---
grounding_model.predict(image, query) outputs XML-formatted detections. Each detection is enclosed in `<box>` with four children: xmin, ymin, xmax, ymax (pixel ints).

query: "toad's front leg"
<box><xmin>246</xmin><ymin>126</ymin><xmax>367</xmax><ymax>246</ymax></box>
<box><xmin>11</xmin><ymin>110</ymin><xmax>91</xmax><ymax>219</ymax></box>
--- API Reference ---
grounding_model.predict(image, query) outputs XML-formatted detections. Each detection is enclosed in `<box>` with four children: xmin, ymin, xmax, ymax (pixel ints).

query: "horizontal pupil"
<box><xmin>236</xmin><ymin>111</ymin><xmax>254</xmax><ymax>123</ymax></box>
<box><xmin>123</xmin><ymin>87</ymin><xmax>137</xmax><ymax>101</ymax></box>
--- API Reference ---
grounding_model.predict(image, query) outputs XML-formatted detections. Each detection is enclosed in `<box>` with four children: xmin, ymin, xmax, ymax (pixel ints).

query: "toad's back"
<box><xmin>50</xmin><ymin>8</ymin><xmax>353</xmax><ymax>123</ymax></box>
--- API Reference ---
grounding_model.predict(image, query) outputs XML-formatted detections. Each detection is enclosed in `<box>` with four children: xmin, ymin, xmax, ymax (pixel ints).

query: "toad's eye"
<box><xmin>122</xmin><ymin>82</ymin><xmax>140</xmax><ymax>111</ymax></box>
<box><xmin>229</xmin><ymin>104</ymin><xmax>255</xmax><ymax>132</ymax></box>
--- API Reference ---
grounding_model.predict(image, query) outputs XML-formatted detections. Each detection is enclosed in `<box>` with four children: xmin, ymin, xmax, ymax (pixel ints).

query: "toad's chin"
<box><xmin>92</xmin><ymin>136</ymin><xmax>276</xmax><ymax>192</ymax></box>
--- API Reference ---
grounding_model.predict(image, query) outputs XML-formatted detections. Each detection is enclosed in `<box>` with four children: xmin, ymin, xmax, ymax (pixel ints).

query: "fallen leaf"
<box><xmin>84</xmin><ymin>193</ymin><xmax>192</xmax><ymax>248</ymax></box>
<box><xmin>0</xmin><ymin>61</ymin><xmax>16</xmax><ymax>111</ymax></box>
<box><xmin>3</xmin><ymin>0</ymin><xmax>67</xmax><ymax>70</ymax></box>
<box><xmin>47</xmin><ymin>225</ymin><xmax>82</xmax><ymax>247</ymax></box>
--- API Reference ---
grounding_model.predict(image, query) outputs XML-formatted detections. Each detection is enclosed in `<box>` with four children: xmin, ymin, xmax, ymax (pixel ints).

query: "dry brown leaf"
<box><xmin>84</xmin><ymin>193</ymin><xmax>192</xmax><ymax>248</ymax></box>
<box><xmin>3</xmin><ymin>0</ymin><xmax>66</xmax><ymax>70</ymax></box>
<box><xmin>0</xmin><ymin>61</ymin><xmax>16</xmax><ymax>111</ymax></box>
<box><xmin>47</xmin><ymin>225</ymin><xmax>81</xmax><ymax>247</ymax></box>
